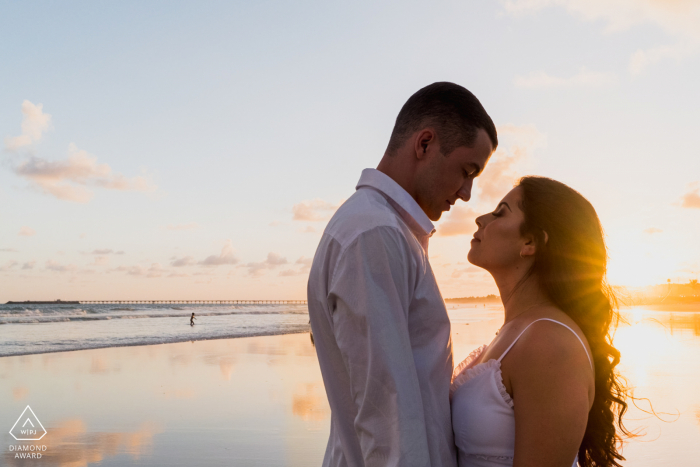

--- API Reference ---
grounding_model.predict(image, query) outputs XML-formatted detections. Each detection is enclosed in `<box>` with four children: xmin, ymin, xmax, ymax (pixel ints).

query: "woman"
<box><xmin>450</xmin><ymin>176</ymin><xmax>629</xmax><ymax>467</ymax></box>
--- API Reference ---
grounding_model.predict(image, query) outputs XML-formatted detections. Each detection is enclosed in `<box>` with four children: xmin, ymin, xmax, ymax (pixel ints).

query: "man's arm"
<box><xmin>328</xmin><ymin>225</ymin><xmax>430</xmax><ymax>467</ymax></box>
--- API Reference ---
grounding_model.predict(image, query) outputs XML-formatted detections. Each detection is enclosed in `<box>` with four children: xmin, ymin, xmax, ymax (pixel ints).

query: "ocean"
<box><xmin>0</xmin><ymin>303</ymin><xmax>310</xmax><ymax>357</ymax></box>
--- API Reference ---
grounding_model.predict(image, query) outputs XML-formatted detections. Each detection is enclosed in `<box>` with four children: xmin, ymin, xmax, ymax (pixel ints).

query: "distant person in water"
<box><xmin>190</xmin><ymin>313</ymin><xmax>196</xmax><ymax>326</ymax></box>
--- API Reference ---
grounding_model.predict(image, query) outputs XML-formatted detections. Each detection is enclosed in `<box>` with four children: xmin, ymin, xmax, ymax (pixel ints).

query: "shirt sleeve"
<box><xmin>328</xmin><ymin>225</ymin><xmax>430</xmax><ymax>467</ymax></box>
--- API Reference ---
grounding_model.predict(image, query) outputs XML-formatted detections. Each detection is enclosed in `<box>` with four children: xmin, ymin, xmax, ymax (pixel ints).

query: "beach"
<box><xmin>2</xmin><ymin>332</ymin><xmax>329</xmax><ymax>466</ymax></box>
<box><xmin>2</xmin><ymin>306</ymin><xmax>700</xmax><ymax>466</ymax></box>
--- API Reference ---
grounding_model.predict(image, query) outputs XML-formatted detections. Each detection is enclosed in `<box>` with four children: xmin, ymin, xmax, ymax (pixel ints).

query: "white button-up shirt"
<box><xmin>308</xmin><ymin>168</ymin><xmax>457</xmax><ymax>467</ymax></box>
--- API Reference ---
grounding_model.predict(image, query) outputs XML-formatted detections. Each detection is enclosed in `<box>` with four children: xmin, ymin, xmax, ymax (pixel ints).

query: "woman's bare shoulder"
<box><xmin>511</xmin><ymin>307</ymin><xmax>594</xmax><ymax>376</ymax></box>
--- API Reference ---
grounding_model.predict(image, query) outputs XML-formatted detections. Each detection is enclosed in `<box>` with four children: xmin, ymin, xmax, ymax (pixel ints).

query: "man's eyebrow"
<box><xmin>497</xmin><ymin>202</ymin><xmax>512</xmax><ymax>212</ymax></box>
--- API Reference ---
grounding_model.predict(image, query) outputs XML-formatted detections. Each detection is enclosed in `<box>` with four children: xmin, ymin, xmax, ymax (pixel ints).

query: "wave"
<box><xmin>0</xmin><ymin>303</ymin><xmax>309</xmax><ymax>325</ymax></box>
<box><xmin>0</xmin><ymin>315</ymin><xmax>311</xmax><ymax>357</ymax></box>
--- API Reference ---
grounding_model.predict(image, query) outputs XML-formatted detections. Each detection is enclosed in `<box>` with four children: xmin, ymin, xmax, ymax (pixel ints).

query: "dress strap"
<box><xmin>497</xmin><ymin>318</ymin><xmax>593</xmax><ymax>369</ymax></box>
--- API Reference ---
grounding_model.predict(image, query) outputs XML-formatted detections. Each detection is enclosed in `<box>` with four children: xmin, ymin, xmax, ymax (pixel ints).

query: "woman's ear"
<box><xmin>520</xmin><ymin>235</ymin><xmax>538</xmax><ymax>258</ymax></box>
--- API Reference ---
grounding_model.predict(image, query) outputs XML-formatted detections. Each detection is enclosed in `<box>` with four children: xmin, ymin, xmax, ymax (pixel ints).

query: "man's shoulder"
<box><xmin>324</xmin><ymin>188</ymin><xmax>405</xmax><ymax>247</ymax></box>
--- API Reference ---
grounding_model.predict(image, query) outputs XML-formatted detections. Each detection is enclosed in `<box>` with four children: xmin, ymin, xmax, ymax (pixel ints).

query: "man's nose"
<box><xmin>457</xmin><ymin>179</ymin><xmax>473</xmax><ymax>202</ymax></box>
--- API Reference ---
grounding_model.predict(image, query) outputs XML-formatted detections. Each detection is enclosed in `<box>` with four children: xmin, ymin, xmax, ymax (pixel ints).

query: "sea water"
<box><xmin>0</xmin><ymin>303</ymin><xmax>309</xmax><ymax>357</ymax></box>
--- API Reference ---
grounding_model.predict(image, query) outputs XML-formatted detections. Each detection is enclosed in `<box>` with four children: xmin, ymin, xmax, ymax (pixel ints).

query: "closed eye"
<box><xmin>464</xmin><ymin>168</ymin><xmax>478</xmax><ymax>178</ymax></box>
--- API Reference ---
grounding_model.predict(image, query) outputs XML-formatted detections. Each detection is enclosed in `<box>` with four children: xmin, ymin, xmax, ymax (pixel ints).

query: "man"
<box><xmin>308</xmin><ymin>82</ymin><xmax>497</xmax><ymax>467</ymax></box>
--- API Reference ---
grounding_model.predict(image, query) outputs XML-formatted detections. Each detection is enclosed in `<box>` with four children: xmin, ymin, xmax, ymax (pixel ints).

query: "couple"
<box><xmin>307</xmin><ymin>82</ymin><xmax>628</xmax><ymax>467</ymax></box>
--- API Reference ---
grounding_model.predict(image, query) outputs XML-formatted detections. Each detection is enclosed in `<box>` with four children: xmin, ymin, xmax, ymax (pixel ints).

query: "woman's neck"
<box><xmin>492</xmin><ymin>268</ymin><xmax>550</xmax><ymax>324</ymax></box>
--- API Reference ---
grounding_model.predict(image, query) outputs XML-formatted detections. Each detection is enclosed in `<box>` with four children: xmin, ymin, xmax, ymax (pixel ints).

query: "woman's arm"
<box><xmin>506</xmin><ymin>321</ymin><xmax>594</xmax><ymax>467</ymax></box>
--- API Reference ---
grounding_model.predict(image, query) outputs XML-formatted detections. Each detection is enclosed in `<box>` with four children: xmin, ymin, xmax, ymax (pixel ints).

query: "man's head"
<box><xmin>378</xmin><ymin>82</ymin><xmax>497</xmax><ymax>221</ymax></box>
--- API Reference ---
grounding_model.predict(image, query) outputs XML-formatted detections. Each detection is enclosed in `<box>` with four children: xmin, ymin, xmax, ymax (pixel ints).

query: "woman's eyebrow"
<box><xmin>497</xmin><ymin>202</ymin><xmax>512</xmax><ymax>212</ymax></box>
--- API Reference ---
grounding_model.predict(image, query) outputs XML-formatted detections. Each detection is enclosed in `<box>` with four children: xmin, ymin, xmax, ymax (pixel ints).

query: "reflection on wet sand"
<box><xmin>89</xmin><ymin>357</ymin><xmax>109</xmax><ymax>374</ymax></box>
<box><xmin>218</xmin><ymin>357</ymin><xmax>236</xmax><ymax>380</ymax></box>
<box><xmin>158</xmin><ymin>388</ymin><xmax>196</xmax><ymax>399</ymax></box>
<box><xmin>3</xmin><ymin>419</ymin><xmax>161</xmax><ymax>467</ymax></box>
<box><xmin>292</xmin><ymin>384</ymin><xmax>330</xmax><ymax>422</ymax></box>
<box><xmin>12</xmin><ymin>387</ymin><xmax>28</xmax><ymax>400</ymax></box>
<box><xmin>621</xmin><ymin>308</ymin><xmax>700</xmax><ymax>336</ymax></box>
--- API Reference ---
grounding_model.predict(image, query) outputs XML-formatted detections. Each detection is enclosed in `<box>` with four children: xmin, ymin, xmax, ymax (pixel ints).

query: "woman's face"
<box><xmin>468</xmin><ymin>187</ymin><xmax>530</xmax><ymax>272</ymax></box>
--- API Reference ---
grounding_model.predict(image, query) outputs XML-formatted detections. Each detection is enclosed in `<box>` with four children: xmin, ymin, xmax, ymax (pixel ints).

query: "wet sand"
<box><xmin>1</xmin><ymin>332</ymin><xmax>328</xmax><ymax>466</ymax></box>
<box><xmin>2</xmin><ymin>306</ymin><xmax>700</xmax><ymax>466</ymax></box>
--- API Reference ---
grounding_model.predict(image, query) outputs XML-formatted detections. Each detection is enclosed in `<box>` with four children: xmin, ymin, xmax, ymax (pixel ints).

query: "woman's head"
<box><xmin>468</xmin><ymin>177</ymin><xmax>606</xmax><ymax>289</ymax></box>
<box><xmin>470</xmin><ymin>176</ymin><xmax>630</xmax><ymax>467</ymax></box>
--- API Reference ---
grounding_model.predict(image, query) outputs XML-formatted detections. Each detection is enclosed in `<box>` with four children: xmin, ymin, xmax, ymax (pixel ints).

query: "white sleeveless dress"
<box><xmin>450</xmin><ymin>318</ymin><xmax>593</xmax><ymax>467</ymax></box>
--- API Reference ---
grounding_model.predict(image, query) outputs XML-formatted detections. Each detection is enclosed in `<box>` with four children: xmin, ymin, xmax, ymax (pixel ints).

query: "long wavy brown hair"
<box><xmin>516</xmin><ymin>176</ymin><xmax>631</xmax><ymax>467</ymax></box>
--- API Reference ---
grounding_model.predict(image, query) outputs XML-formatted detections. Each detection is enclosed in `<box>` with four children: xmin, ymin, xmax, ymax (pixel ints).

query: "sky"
<box><xmin>1</xmin><ymin>0</ymin><xmax>700</xmax><ymax>301</ymax></box>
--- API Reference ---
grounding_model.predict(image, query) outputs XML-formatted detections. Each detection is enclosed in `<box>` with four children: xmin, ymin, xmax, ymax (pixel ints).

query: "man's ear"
<box><xmin>414</xmin><ymin>129</ymin><xmax>437</xmax><ymax>160</ymax></box>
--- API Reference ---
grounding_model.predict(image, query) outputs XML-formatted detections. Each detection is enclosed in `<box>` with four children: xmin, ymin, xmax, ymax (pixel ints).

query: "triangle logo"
<box><xmin>9</xmin><ymin>406</ymin><xmax>47</xmax><ymax>441</ymax></box>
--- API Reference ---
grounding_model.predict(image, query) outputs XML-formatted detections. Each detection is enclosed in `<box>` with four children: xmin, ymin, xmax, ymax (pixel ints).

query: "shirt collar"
<box><xmin>356</xmin><ymin>168</ymin><xmax>436</xmax><ymax>237</ymax></box>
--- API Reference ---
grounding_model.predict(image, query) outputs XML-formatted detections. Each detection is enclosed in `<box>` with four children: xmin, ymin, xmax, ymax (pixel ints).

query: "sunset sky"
<box><xmin>2</xmin><ymin>0</ymin><xmax>700</xmax><ymax>301</ymax></box>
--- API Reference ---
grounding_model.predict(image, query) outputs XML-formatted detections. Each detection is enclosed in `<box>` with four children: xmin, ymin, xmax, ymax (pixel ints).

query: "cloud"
<box><xmin>88</xmin><ymin>248</ymin><xmax>124</xmax><ymax>255</ymax></box>
<box><xmin>200</xmin><ymin>240</ymin><xmax>239</xmax><ymax>266</ymax></box>
<box><xmin>503</xmin><ymin>0</ymin><xmax>700</xmax><ymax>73</ymax></box>
<box><xmin>165</xmin><ymin>223</ymin><xmax>198</xmax><ymax>231</ymax></box>
<box><xmin>437</xmin><ymin>206</ymin><xmax>480</xmax><ymax>237</ymax></box>
<box><xmin>279</xmin><ymin>268</ymin><xmax>302</xmax><ymax>276</ymax></box>
<box><xmin>168</xmin><ymin>272</ymin><xmax>190</xmax><ymax>278</ymax></box>
<box><xmin>300</xmin><ymin>225</ymin><xmax>317</xmax><ymax>233</ymax></box>
<box><xmin>451</xmin><ymin>266</ymin><xmax>481</xmax><ymax>278</ymax></box>
<box><xmin>13</xmin><ymin>143</ymin><xmax>156</xmax><ymax>203</ymax></box>
<box><xmin>629</xmin><ymin>42</ymin><xmax>696</xmax><ymax>75</ymax></box>
<box><xmin>0</xmin><ymin>260</ymin><xmax>18</xmax><ymax>271</ymax></box>
<box><xmin>118</xmin><ymin>263</ymin><xmax>166</xmax><ymax>278</ymax></box>
<box><xmin>145</xmin><ymin>263</ymin><xmax>165</xmax><ymax>278</ymax></box>
<box><xmin>18</xmin><ymin>226</ymin><xmax>36</xmax><ymax>237</ymax></box>
<box><xmin>502</xmin><ymin>0</ymin><xmax>700</xmax><ymax>38</ymax></box>
<box><xmin>643</xmin><ymin>227</ymin><xmax>663</xmax><ymax>234</ymax></box>
<box><xmin>4</xmin><ymin>100</ymin><xmax>52</xmax><ymax>151</ymax></box>
<box><xmin>475</xmin><ymin>124</ymin><xmax>545</xmax><ymax>203</ymax></box>
<box><xmin>171</xmin><ymin>255</ymin><xmax>196</xmax><ymax>267</ymax></box>
<box><xmin>91</xmin><ymin>256</ymin><xmax>109</xmax><ymax>266</ymax></box>
<box><xmin>292</xmin><ymin>199</ymin><xmax>341</xmax><ymax>221</ymax></box>
<box><xmin>681</xmin><ymin>185</ymin><xmax>700</xmax><ymax>209</ymax></box>
<box><xmin>0</xmin><ymin>248</ymin><xmax>18</xmax><ymax>252</ymax></box>
<box><xmin>46</xmin><ymin>259</ymin><xmax>78</xmax><ymax>273</ymax></box>
<box><xmin>22</xmin><ymin>260</ymin><xmax>36</xmax><ymax>270</ymax></box>
<box><xmin>278</xmin><ymin>256</ymin><xmax>313</xmax><ymax>277</ymax></box>
<box><xmin>245</xmin><ymin>252</ymin><xmax>288</xmax><ymax>276</ymax></box>
<box><xmin>514</xmin><ymin>69</ymin><xmax>617</xmax><ymax>88</ymax></box>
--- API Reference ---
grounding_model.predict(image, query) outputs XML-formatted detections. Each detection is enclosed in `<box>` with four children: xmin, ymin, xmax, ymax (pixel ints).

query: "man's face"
<box><xmin>414</xmin><ymin>128</ymin><xmax>494</xmax><ymax>221</ymax></box>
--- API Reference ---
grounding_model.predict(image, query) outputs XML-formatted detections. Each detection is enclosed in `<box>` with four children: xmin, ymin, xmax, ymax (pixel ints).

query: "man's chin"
<box><xmin>428</xmin><ymin>210</ymin><xmax>444</xmax><ymax>222</ymax></box>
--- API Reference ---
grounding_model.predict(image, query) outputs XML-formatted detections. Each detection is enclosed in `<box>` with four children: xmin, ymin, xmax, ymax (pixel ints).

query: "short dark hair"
<box><xmin>386</xmin><ymin>82</ymin><xmax>498</xmax><ymax>156</ymax></box>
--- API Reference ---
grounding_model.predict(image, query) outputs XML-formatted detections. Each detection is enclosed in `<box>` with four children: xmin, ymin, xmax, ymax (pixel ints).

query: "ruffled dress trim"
<box><xmin>450</xmin><ymin>345</ymin><xmax>514</xmax><ymax>409</ymax></box>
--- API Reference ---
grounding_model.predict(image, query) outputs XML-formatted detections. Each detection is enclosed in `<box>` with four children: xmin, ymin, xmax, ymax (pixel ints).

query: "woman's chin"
<box><xmin>466</xmin><ymin>251</ymin><xmax>480</xmax><ymax>267</ymax></box>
